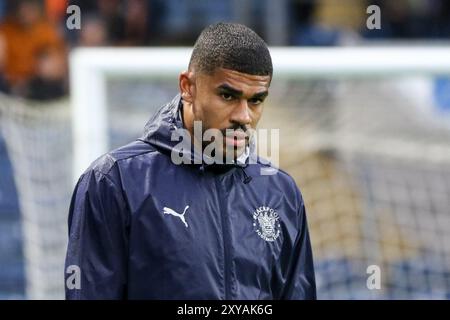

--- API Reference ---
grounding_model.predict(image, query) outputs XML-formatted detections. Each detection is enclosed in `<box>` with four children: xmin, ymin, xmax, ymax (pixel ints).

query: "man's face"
<box><xmin>180</xmin><ymin>68</ymin><xmax>271</xmax><ymax>161</ymax></box>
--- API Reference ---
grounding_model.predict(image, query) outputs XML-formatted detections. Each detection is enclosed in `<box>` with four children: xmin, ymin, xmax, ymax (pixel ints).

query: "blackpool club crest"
<box><xmin>252</xmin><ymin>206</ymin><xmax>281</xmax><ymax>242</ymax></box>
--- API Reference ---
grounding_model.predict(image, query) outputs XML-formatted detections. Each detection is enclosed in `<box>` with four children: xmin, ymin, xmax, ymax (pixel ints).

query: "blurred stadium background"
<box><xmin>0</xmin><ymin>0</ymin><xmax>450</xmax><ymax>299</ymax></box>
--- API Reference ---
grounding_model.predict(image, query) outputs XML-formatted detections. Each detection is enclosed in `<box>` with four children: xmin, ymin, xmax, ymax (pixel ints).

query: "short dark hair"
<box><xmin>189</xmin><ymin>23</ymin><xmax>273</xmax><ymax>77</ymax></box>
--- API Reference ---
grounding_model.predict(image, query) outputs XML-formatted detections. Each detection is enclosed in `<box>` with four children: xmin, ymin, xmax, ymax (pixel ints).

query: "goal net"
<box><xmin>1</xmin><ymin>47</ymin><xmax>449</xmax><ymax>299</ymax></box>
<box><xmin>0</xmin><ymin>95</ymin><xmax>72</xmax><ymax>299</ymax></box>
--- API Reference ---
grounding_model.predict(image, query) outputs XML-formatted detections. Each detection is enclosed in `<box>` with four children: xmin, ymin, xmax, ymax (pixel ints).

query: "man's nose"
<box><xmin>230</xmin><ymin>99</ymin><xmax>251</xmax><ymax>126</ymax></box>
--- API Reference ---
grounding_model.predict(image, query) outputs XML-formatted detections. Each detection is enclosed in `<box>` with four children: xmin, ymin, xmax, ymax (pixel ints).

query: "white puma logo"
<box><xmin>163</xmin><ymin>205</ymin><xmax>189</xmax><ymax>228</ymax></box>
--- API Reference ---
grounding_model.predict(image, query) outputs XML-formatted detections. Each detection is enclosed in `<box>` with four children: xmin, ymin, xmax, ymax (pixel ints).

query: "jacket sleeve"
<box><xmin>64</xmin><ymin>169</ymin><xmax>130</xmax><ymax>299</ymax></box>
<box><xmin>280</xmin><ymin>190</ymin><xmax>317</xmax><ymax>300</ymax></box>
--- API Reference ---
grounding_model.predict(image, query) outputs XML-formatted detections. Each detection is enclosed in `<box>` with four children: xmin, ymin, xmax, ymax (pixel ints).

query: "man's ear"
<box><xmin>179</xmin><ymin>70</ymin><xmax>195</xmax><ymax>104</ymax></box>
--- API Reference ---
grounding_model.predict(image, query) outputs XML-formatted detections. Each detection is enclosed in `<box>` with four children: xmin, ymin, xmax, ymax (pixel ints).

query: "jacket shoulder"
<box><xmin>255</xmin><ymin>156</ymin><xmax>297</xmax><ymax>182</ymax></box>
<box><xmin>85</xmin><ymin>140</ymin><xmax>158</xmax><ymax>177</ymax></box>
<box><xmin>254</xmin><ymin>156</ymin><xmax>305</xmax><ymax>206</ymax></box>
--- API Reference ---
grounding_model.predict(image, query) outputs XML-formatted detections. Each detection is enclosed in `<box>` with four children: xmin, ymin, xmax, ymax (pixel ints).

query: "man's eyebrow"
<box><xmin>217</xmin><ymin>84</ymin><xmax>268</xmax><ymax>99</ymax></box>
<box><xmin>250</xmin><ymin>91</ymin><xmax>269</xmax><ymax>99</ymax></box>
<box><xmin>217</xmin><ymin>84</ymin><xmax>243</xmax><ymax>97</ymax></box>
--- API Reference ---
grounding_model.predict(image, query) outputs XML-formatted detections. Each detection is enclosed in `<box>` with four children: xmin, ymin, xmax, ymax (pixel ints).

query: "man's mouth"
<box><xmin>224</xmin><ymin>136</ymin><xmax>246</xmax><ymax>147</ymax></box>
<box><xmin>224</xmin><ymin>131</ymin><xmax>248</xmax><ymax>148</ymax></box>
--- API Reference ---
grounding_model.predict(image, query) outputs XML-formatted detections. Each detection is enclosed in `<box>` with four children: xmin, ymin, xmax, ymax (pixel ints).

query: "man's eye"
<box><xmin>249</xmin><ymin>98</ymin><xmax>263</xmax><ymax>105</ymax></box>
<box><xmin>221</xmin><ymin>93</ymin><xmax>234</xmax><ymax>101</ymax></box>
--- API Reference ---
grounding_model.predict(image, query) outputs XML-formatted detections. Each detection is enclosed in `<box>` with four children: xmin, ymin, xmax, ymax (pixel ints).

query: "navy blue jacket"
<box><xmin>65</xmin><ymin>95</ymin><xmax>316</xmax><ymax>299</ymax></box>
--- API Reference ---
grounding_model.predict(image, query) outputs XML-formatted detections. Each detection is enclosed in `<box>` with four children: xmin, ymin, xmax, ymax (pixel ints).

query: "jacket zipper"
<box><xmin>215</xmin><ymin>177</ymin><xmax>232</xmax><ymax>300</ymax></box>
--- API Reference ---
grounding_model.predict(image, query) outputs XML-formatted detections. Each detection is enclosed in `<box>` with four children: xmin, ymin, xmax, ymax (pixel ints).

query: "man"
<box><xmin>65</xmin><ymin>23</ymin><xmax>316</xmax><ymax>299</ymax></box>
